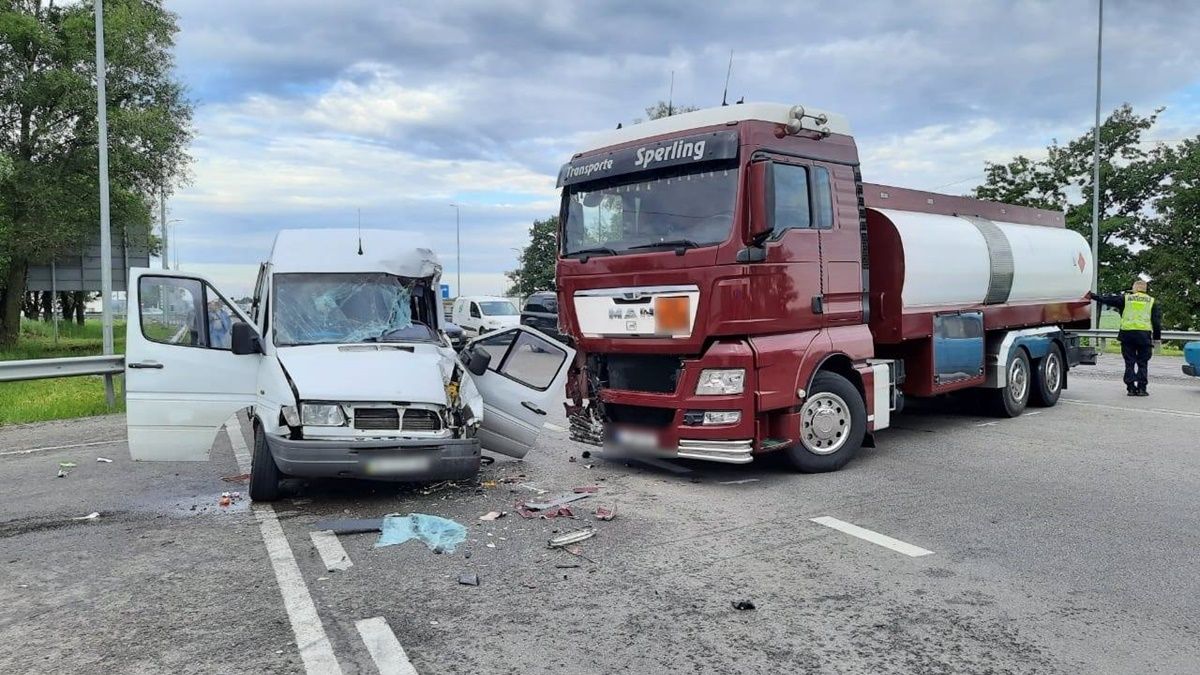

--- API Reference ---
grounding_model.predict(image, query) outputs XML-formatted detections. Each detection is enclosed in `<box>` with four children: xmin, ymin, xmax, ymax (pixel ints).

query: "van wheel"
<box><xmin>249</xmin><ymin>422</ymin><xmax>283</xmax><ymax>502</ymax></box>
<box><xmin>988</xmin><ymin>349</ymin><xmax>1030</xmax><ymax>418</ymax></box>
<box><xmin>1030</xmin><ymin>344</ymin><xmax>1064</xmax><ymax>407</ymax></box>
<box><xmin>785</xmin><ymin>371</ymin><xmax>867</xmax><ymax>473</ymax></box>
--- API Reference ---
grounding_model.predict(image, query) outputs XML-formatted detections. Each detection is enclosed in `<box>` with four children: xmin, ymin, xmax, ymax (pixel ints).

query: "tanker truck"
<box><xmin>546</xmin><ymin>103</ymin><xmax>1095</xmax><ymax>472</ymax></box>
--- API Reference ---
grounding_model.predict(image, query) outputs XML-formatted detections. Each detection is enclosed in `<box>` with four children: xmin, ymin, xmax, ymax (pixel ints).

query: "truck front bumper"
<box><xmin>265</xmin><ymin>435</ymin><xmax>481</xmax><ymax>481</ymax></box>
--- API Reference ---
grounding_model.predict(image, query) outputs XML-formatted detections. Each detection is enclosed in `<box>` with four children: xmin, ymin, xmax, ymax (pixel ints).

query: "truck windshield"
<box><xmin>563</xmin><ymin>164</ymin><xmax>737</xmax><ymax>256</ymax></box>
<box><xmin>273</xmin><ymin>273</ymin><xmax>436</xmax><ymax>346</ymax></box>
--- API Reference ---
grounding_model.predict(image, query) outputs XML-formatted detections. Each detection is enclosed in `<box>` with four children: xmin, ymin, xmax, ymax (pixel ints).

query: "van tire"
<box><xmin>1030</xmin><ymin>344</ymin><xmax>1064</xmax><ymax>407</ymax></box>
<box><xmin>249</xmin><ymin>421</ymin><xmax>283</xmax><ymax>502</ymax></box>
<box><xmin>988</xmin><ymin>349</ymin><xmax>1031</xmax><ymax>418</ymax></box>
<box><xmin>785</xmin><ymin>371</ymin><xmax>866</xmax><ymax>473</ymax></box>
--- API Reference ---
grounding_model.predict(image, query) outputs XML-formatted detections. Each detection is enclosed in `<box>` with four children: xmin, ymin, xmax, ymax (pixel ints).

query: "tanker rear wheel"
<box><xmin>1030</xmin><ymin>343</ymin><xmax>1064</xmax><ymax>407</ymax></box>
<box><xmin>987</xmin><ymin>349</ymin><xmax>1031</xmax><ymax>418</ymax></box>
<box><xmin>785</xmin><ymin>371</ymin><xmax>866</xmax><ymax>473</ymax></box>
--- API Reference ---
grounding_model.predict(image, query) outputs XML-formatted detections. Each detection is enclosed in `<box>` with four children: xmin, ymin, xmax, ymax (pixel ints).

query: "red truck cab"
<box><xmin>555</xmin><ymin>103</ymin><xmax>1092</xmax><ymax>471</ymax></box>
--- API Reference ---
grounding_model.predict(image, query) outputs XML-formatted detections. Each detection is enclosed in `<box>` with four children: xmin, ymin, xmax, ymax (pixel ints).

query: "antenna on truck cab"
<box><xmin>721</xmin><ymin>50</ymin><xmax>734</xmax><ymax>106</ymax></box>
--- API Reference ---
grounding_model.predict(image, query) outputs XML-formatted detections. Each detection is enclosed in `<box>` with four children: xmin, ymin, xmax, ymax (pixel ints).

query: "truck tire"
<box><xmin>249</xmin><ymin>421</ymin><xmax>283</xmax><ymax>502</ymax></box>
<box><xmin>785</xmin><ymin>371</ymin><xmax>867</xmax><ymax>473</ymax></box>
<box><xmin>1030</xmin><ymin>343</ymin><xmax>1064</xmax><ymax>407</ymax></box>
<box><xmin>988</xmin><ymin>349</ymin><xmax>1031</xmax><ymax>418</ymax></box>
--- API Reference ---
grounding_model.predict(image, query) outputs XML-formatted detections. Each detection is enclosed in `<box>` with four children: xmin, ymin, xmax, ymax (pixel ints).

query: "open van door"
<box><xmin>125</xmin><ymin>268</ymin><xmax>260</xmax><ymax>461</ymax></box>
<box><xmin>463</xmin><ymin>326</ymin><xmax>575</xmax><ymax>458</ymax></box>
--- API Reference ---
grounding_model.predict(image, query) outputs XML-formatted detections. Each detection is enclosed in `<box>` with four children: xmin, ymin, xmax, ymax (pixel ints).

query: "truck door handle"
<box><xmin>521</xmin><ymin>401</ymin><xmax>546</xmax><ymax>415</ymax></box>
<box><xmin>128</xmin><ymin>362</ymin><xmax>164</xmax><ymax>369</ymax></box>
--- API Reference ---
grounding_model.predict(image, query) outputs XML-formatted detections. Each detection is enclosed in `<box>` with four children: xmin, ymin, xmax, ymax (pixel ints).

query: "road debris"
<box><xmin>56</xmin><ymin>470</ymin><xmax>66</xmax><ymax>478</ymax></box>
<box><xmin>313</xmin><ymin>518</ymin><xmax>384</xmax><ymax>534</ymax></box>
<box><xmin>594</xmin><ymin>505</ymin><xmax>616</xmax><ymax>521</ymax></box>
<box><xmin>73</xmin><ymin>512</ymin><xmax>100</xmax><ymax>521</ymax></box>
<box><xmin>375</xmin><ymin>514</ymin><xmax>467</xmax><ymax>553</ymax></box>
<box><xmin>555</xmin><ymin>563</ymin><xmax>580</xmax><ymax>569</ymax></box>
<box><xmin>221</xmin><ymin>473</ymin><xmax>251</xmax><ymax>483</ymax></box>
<box><xmin>524</xmin><ymin>492</ymin><xmax>590</xmax><ymax>511</ymax></box>
<box><xmin>479</xmin><ymin>511</ymin><xmax>505</xmax><ymax>521</ymax></box>
<box><xmin>731</xmin><ymin>600</ymin><xmax>756</xmax><ymax>611</ymax></box>
<box><xmin>486</xmin><ymin>542</ymin><xmax>496</xmax><ymax>548</ymax></box>
<box><xmin>59</xmin><ymin>462</ymin><xmax>77</xmax><ymax>468</ymax></box>
<box><xmin>548</xmin><ymin>527</ymin><xmax>596</xmax><ymax>548</ymax></box>
<box><xmin>419</xmin><ymin>481</ymin><xmax>454</xmax><ymax>495</ymax></box>
<box><xmin>96</xmin><ymin>457</ymin><xmax>113</xmax><ymax>463</ymax></box>
<box><xmin>572</xmin><ymin>485</ymin><xmax>600</xmax><ymax>494</ymax></box>
<box><xmin>719</xmin><ymin>479</ymin><xmax>760</xmax><ymax>485</ymax></box>
<box><xmin>517</xmin><ymin>483</ymin><xmax>548</xmax><ymax>495</ymax></box>
<box><xmin>457</xmin><ymin>572</ymin><xmax>480</xmax><ymax>586</ymax></box>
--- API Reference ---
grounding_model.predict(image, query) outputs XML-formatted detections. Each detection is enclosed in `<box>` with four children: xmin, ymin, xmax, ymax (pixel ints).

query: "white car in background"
<box><xmin>451</xmin><ymin>295</ymin><xmax>521</xmax><ymax>337</ymax></box>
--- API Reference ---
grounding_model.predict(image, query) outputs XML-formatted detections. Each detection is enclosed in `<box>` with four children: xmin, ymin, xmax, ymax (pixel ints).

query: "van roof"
<box><xmin>269</xmin><ymin>229</ymin><xmax>441</xmax><ymax>278</ymax></box>
<box><xmin>458</xmin><ymin>295</ymin><xmax>512</xmax><ymax>303</ymax></box>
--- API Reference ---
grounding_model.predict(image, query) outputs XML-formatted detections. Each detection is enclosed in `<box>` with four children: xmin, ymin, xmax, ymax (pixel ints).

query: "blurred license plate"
<box><xmin>613</xmin><ymin>428</ymin><xmax>657</xmax><ymax>450</ymax></box>
<box><xmin>364</xmin><ymin>455</ymin><xmax>432</xmax><ymax>475</ymax></box>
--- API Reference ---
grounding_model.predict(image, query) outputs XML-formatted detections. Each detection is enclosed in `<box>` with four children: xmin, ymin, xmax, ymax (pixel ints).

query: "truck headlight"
<box><xmin>695</xmin><ymin>369</ymin><xmax>745</xmax><ymax>395</ymax></box>
<box><xmin>301</xmin><ymin>403</ymin><xmax>347</xmax><ymax>427</ymax></box>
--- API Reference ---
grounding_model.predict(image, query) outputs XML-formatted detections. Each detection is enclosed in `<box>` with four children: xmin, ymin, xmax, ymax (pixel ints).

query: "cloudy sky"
<box><xmin>167</xmin><ymin>0</ymin><xmax>1200</xmax><ymax>296</ymax></box>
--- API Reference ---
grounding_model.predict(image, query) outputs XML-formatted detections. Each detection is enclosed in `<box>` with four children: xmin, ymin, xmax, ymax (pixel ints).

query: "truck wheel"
<box><xmin>988</xmin><ymin>349</ymin><xmax>1031</xmax><ymax>418</ymax></box>
<box><xmin>1030</xmin><ymin>344</ymin><xmax>1064</xmax><ymax>407</ymax></box>
<box><xmin>785</xmin><ymin>371</ymin><xmax>867</xmax><ymax>473</ymax></box>
<box><xmin>249</xmin><ymin>422</ymin><xmax>283</xmax><ymax>502</ymax></box>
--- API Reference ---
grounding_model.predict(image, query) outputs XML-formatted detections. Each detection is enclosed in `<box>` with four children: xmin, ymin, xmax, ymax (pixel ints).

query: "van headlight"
<box><xmin>695</xmin><ymin>369</ymin><xmax>745</xmax><ymax>395</ymax></box>
<box><xmin>300</xmin><ymin>402</ymin><xmax>347</xmax><ymax>427</ymax></box>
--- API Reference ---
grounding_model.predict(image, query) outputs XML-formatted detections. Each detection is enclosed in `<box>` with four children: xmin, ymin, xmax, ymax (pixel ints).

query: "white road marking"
<box><xmin>975</xmin><ymin>422</ymin><xmax>998</xmax><ymax>427</ymax></box>
<box><xmin>356</xmin><ymin>617</ymin><xmax>419</xmax><ymax>675</ymax></box>
<box><xmin>1061</xmin><ymin>398</ymin><xmax>1200</xmax><ymax>418</ymax></box>
<box><xmin>310</xmin><ymin>531</ymin><xmax>353</xmax><ymax>572</ymax></box>
<box><xmin>0</xmin><ymin>438</ymin><xmax>124</xmax><ymax>457</ymax></box>
<box><xmin>719</xmin><ymin>478</ymin><xmax>760</xmax><ymax>485</ymax></box>
<box><xmin>227</xmin><ymin>415</ymin><xmax>344</xmax><ymax>675</ymax></box>
<box><xmin>1026</xmin><ymin>411</ymin><xmax>1043</xmax><ymax>416</ymax></box>
<box><xmin>810</xmin><ymin>516</ymin><xmax>933</xmax><ymax>557</ymax></box>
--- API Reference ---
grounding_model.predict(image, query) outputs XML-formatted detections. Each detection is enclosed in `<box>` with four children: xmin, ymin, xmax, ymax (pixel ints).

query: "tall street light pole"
<box><xmin>449</xmin><ymin>204</ymin><xmax>461</xmax><ymax>296</ymax></box>
<box><xmin>160</xmin><ymin>184</ymin><xmax>168</xmax><ymax>269</ymax></box>
<box><xmin>94</xmin><ymin>0</ymin><xmax>115</xmax><ymax>408</ymax></box>
<box><xmin>1090</xmin><ymin>0</ymin><xmax>1104</xmax><ymax>328</ymax></box>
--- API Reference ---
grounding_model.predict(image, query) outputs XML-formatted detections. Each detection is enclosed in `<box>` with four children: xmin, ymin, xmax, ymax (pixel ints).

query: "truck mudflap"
<box><xmin>1064</xmin><ymin>332</ymin><xmax>1097</xmax><ymax>367</ymax></box>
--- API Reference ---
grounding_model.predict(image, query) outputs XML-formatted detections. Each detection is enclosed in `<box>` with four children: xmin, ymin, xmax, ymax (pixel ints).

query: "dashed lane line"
<box><xmin>1061</xmin><ymin>398</ymin><xmax>1200</xmax><ymax>418</ymax></box>
<box><xmin>356</xmin><ymin>617</ymin><xmax>420</xmax><ymax>675</ymax></box>
<box><xmin>310</xmin><ymin>530</ymin><xmax>353</xmax><ymax>572</ymax></box>
<box><xmin>810</xmin><ymin>516</ymin><xmax>934</xmax><ymax>557</ymax></box>
<box><xmin>228</xmin><ymin>415</ymin><xmax>345</xmax><ymax>675</ymax></box>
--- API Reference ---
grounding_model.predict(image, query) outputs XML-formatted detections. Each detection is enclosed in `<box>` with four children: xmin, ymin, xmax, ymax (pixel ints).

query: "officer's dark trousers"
<box><xmin>1120</xmin><ymin>333</ymin><xmax>1152</xmax><ymax>391</ymax></box>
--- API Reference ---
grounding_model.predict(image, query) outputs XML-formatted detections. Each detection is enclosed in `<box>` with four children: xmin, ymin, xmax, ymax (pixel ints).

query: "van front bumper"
<box><xmin>265</xmin><ymin>435</ymin><xmax>481</xmax><ymax>481</ymax></box>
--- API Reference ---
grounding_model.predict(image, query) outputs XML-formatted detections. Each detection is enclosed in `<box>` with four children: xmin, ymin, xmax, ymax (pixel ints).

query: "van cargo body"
<box><xmin>554</xmin><ymin>103</ymin><xmax>1093</xmax><ymax>471</ymax></box>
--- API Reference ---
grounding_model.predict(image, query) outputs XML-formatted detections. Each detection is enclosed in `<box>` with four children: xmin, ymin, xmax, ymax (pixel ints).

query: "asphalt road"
<box><xmin>1</xmin><ymin>352</ymin><xmax>1197</xmax><ymax>674</ymax></box>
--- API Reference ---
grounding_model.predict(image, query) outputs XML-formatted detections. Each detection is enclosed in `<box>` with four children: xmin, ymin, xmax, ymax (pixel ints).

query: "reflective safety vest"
<box><xmin>1120</xmin><ymin>292</ymin><xmax>1155</xmax><ymax>331</ymax></box>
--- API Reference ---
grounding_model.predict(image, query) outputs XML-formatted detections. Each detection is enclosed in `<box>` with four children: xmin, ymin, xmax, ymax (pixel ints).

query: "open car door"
<box><xmin>125</xmin><ymin>268</ymin><xmax>259</xmax><ymax>461</ymax></box>
<box><xmin>464</xmin><ymin>326</ymin><xmax>575</xmax><ymax>458</ymax></box>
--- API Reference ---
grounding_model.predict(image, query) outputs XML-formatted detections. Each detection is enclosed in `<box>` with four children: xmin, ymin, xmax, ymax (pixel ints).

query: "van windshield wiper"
<box><xmin>627</xmin><ymin>239</ymin><xmax>701</xmax><ymax>253</ymax></box>
<box><xmin>564</xmin><ymin>246</ymin><xmax>618</xmax><ymax>261</ymax></box>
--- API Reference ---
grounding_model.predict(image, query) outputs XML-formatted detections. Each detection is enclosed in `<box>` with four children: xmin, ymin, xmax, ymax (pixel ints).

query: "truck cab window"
<box><xmin>772</xmin><ymin>163</ymin><xmax>811</xmax><ymax>234</ymax></box>
<box><xmin>812</xmin><ymin>166</ymin><xmax>834</xmax><ymax>229</ymax></box>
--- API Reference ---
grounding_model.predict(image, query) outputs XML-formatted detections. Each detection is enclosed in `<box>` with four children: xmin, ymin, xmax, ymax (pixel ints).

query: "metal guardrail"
<box><xmin>1073</xmin><ymin>329</ymin><xmax>1200</xmax><ymax>342</ymax></box>
<box><xmin>0</xmin><ymin>354</ymin><xmax>125</xmax><ymax>383</ymax></box>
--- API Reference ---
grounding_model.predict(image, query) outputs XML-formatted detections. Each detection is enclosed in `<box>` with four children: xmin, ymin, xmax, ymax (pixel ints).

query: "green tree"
<box><xmin>635</xmin><ymin>100</ymin><xmax>699</xmax><ymax>124</ymax></box>
<box><xmin>505</xmin><ymin>216</ymin><xmax>558</xmax><ymax>297</ymax></box>
<box><xmin>1141</xmin><ymin>138</ymin><xmax>1200</xmax><ymax>330</ymax></box>
<box><xmin>0</xmin><ymin>0</ymin><xmax>192</xmax><ymax>345</ymax></box>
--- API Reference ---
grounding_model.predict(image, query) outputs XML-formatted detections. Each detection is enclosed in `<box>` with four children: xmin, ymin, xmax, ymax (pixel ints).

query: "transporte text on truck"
<box><xmin>553</xmin><ymin>103</ymin><xmax>1095</xmax><ymax>472</ymax></box>
<box><xmin>122</xmin><ymin>229</ymin><xmax>575</xmax><ymax>500</ymax></box>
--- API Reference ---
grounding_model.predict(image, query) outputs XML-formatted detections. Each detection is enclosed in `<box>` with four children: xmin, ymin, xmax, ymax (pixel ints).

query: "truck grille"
<box><xmin>402</xmin><ymin>409</ymin><xmax>442</xmax><ymax>432</ymax></box>
<box><xmin>354</xmin><ymin>408</ymin><xmax>399</xmax><ymax>430</ymax></box>
<box><xmin>605</xmin><ymin>403</ymin><xmax>675</xmax><ymax>428</ymax></box>
<box><xmin>604</xmin><ymin>354</ymin><xmax>682</xmax><ymax>394</ymax></box>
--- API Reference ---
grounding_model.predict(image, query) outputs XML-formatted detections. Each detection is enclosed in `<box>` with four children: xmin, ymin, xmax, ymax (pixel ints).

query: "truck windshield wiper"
<box><xmin>627</xmin><ymin>239</ymin><xmax>701</xmax><ymax>253</ymax></box>
<box><xmin>564</xmin><ymin>246</ymin><xmax>619</xmax><ymax>261</ymax></box>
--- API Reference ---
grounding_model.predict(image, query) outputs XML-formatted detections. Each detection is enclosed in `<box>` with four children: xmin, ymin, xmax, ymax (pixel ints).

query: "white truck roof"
<box><xmin>268</xmin><ymin>228</ymin><xmax>441</xmax><ymax>278</ymax></box>
<box><xmin>575</xmin><ymin>102</ymin><xmax>851</xmax><ymax>156</ymax></box>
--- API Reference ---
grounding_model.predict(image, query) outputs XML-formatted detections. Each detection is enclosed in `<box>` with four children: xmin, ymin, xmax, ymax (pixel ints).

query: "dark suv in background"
<box><xmin>520</xmin><ymin>291</ymin><xmax>566</xmax><ymax>342</ymax></box>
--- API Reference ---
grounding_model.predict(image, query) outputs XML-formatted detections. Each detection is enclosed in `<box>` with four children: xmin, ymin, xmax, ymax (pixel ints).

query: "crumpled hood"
<box><xmin>276</xmin><ymin>344</ymin><xmax>451</xmax><ymax>405</ymax></box>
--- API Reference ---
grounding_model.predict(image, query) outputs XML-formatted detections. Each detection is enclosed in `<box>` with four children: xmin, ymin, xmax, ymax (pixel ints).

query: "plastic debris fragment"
<box><xmin>96</xmin><ymin>457</ymin><xmax>113</xmax><ymax>463</ymax></box>
<box><xmin>548</xmin><ymin>527</ymin><xmax>596</xmax><ymax>548</ymax></box>
<box><xmin>732</xmin><ymin>600</ymin><xmax>756</xmax><ymax>611</ymax></box>
<box><xmin>375</xmin><ymin>514</ymin><xmax>467</xmax><ymax>553</ymax></box>
<box><xmin>457</xmin><ymin>572</ymin><xmax>480</xmax><ymax>586</ymax></box>
<box><xmin>594</xmin><ymin>505</ymin><xmax>616</xmax><ymax>521</ymax></box>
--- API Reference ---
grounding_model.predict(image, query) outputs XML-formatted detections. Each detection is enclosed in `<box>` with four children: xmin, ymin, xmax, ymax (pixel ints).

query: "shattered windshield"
<box><xmin>273</xmin><ymin>273</ymin><xmax>435</xmax><ymax>346</ymax></box>
<box><xmin>562</xmin><ymin>162</ymin><xmax>737</xmax><ymax>256</ymax></box>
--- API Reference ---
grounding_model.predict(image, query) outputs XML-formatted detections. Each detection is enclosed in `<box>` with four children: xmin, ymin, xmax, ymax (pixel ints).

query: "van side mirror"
<box><xmin>465</xmin><ymin>347</ymin><xmax>491</xmax><ymax>376</ymax></box>
<box><xmin>231</xmin><ymin>321</ymin><xmax>264</xmax><ymax>355</ymax></box>
<box><xmin>746</xmin><ymin>161</ymin><xmax>775</xmax><ymax>244</ymax></box>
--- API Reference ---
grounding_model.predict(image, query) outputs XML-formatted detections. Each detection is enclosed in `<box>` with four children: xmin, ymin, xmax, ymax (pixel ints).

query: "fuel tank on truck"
<box><xmin>864</xmin><ymin>185</ymin><xmax>1093</xmax><ymax>343</ymax></box>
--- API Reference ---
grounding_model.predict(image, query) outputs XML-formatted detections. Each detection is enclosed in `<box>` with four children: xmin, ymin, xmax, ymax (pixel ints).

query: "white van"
<box><xmin>451</xmin><ymin>295</ymin><xmax>520</xmax><ymax>337</ymax></box>
<box><xmin>124</xmin><ymin>229</ymin><xmax>574</xmax><ymax>501</ymax></box>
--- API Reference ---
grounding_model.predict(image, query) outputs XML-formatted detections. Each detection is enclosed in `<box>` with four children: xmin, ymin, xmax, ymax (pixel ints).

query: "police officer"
<box><xmin>1088</xmin><ymin>279</ymin><xmax>1162</xmax><ymax>396</ymax></box>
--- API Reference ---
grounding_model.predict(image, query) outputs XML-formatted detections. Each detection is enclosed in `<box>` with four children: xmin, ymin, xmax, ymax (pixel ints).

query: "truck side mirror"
<box><xmin>465</xmin><ymin>347</ymin><xmax>492</xmax><ymax>376</ymax></box>
<box><xmin>746</xmin><ymin>160</ymin><xmax>775</xmax><ymax>244</ymax></box>
<box><xmin>231</xmin><ymin>321</ymin><xmax>264</xmax><ymax>355</ymax></box>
